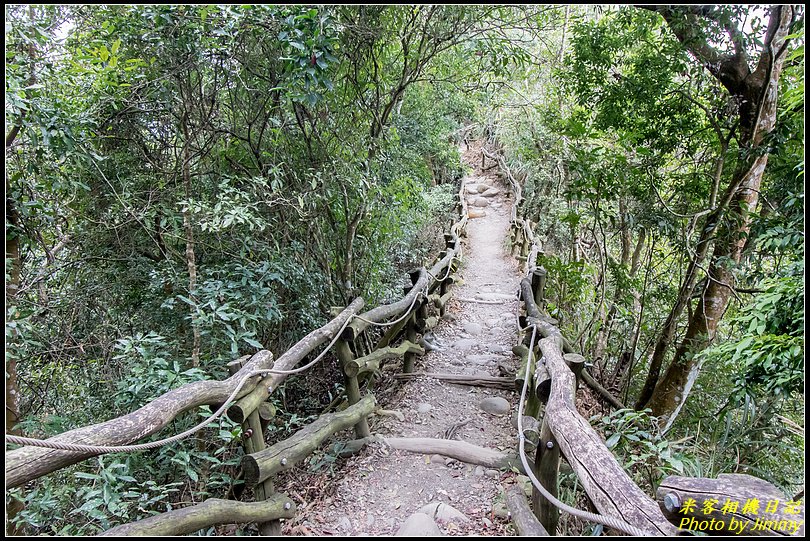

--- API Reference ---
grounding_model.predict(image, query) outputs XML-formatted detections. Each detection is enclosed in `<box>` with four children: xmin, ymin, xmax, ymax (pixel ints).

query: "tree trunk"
<box><xmin>181</xmin><ymin>115</ymin><xmax>200</xmax><ymax>368</ymax></box>
<box><xmin>644</xmin><ymin>5</ymin><xmax>795</xmax><ymax>426</ymax></box>
<box><xmin>6</xmin><ymin>39</ymin><xmax>32</xmax><ymax>527</ymax></box>
<box><xmin>635</xmin><ymin>222</ymin><xmax>713</xmax><ymax>409</ymax></box>
<box><xmin>648</xmin><ymin>155</ymin><xmax>768</xmax><ymax>425</ymax></box>
<box><xmin>5</xmin><ymin>183</ymin><xmax>22</xmax><ymax>437</ymax></box>
<box><xmin>5</xmin><ymin>176</ymin><xmax>25</xmax><ymax>535</ymax></box>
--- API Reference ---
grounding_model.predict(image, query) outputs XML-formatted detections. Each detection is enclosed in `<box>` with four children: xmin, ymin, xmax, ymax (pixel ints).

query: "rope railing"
<box><xmin>498</xmin><ymin>143</ymin><xmax>677</xmax><ymax>535</ymax></box>
<box><xmin>5</xmin><ymin>232</ymin><xmax>462</xmax><ymax>456</ymax></box>
<box><xmin>515</xmin><ymin>326</ymin><xmax>654</xmax><ymax>536</ymax></box>
<box><xmin>5</xmin><ymin>166</ymin><xmax>471</xmax><ymax>537</ymax></box>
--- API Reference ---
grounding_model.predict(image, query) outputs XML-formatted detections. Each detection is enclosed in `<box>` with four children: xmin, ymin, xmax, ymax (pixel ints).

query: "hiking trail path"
<box><xmin>302</xmin><ymin>143</ymin><xmax>530</xmax><ymax>536</ymax></box>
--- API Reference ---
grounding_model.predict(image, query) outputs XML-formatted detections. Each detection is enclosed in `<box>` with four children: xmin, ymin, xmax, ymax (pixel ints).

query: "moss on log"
<box><xmin>345</xmin><ymin>341</ymin><xmax>424</xmax><ymax>378</ymax></box>
<box><xmin>434</xmin><ymin>291</ymin><xmax>453</xmax><ymax>310</ymax></box>
<box><xmin>520</xmin><ymin>415</ymin><xmax>540</xmax><ymax>454</ymax></box>
<box><xmin>242</xmin><ymin>395</ymin><xmax>376</xmax><ymax>487</ymax></box>
<box><xmin>100</xmin><ymin>495</ymin><xmax>296</xmax><ymax>536</ymax></box>
<box><xmin>374</xmin><ymin>312</ymin><xmax>411</xmax><ymax>349</ymax></box>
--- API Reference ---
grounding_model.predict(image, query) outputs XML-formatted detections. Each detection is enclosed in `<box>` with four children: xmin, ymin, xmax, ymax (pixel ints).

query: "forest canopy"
<box><xmin>5</xmin><ymin>4</ymin><xmax>804</xmax><ymax>535</ymax></box>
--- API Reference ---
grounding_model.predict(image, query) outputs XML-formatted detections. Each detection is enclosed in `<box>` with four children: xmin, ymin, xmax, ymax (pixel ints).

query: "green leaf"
<box><xmin>244</xmin><ymin>336</ymin><xmax>263</xmax><ymax>349</ymax></box>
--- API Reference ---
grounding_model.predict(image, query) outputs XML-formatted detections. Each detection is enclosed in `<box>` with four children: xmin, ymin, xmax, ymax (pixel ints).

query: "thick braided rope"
<box><xmin>5</xmin><ymin>310</ymin><xmax>358</xmax><ymax>454</ymax></box>
<box><xmin>515</xmin><ymin>321</ymin><xmax>657</xmax><ymax>536</ymax></box>
<box><xmin>5</xmin><ymin>251</ymin><xmax>460</xmax><ymax>454</ymax></box>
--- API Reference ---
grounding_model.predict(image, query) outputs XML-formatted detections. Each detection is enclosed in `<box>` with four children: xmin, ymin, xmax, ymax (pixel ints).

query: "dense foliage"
<box><xmin>5</xmin><ymin>4</ymin><xmax>804</xmax><ymax>535</ymax></box>
<box><xmin>489</xmin><ymin>5</ymin><xmax>804</xmax><ymax>498</ymax></box>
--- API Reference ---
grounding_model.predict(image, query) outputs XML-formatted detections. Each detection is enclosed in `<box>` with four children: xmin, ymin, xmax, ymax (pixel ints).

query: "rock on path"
<box><xmin>396</xmin><ymin>513</ymin><xmax>443</xmax><ymax>536</ymax></box>
<box><xmin>480</xmin><ymin>397</ymin><xmax>510</xmax><ymax>415</ymax></box>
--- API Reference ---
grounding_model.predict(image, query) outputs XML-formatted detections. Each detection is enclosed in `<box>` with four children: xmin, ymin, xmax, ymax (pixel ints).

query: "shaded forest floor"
<box><xmin>274</xmin><ymin>143</ymin><xmax>532</xmax><ymax>536</ymax></box>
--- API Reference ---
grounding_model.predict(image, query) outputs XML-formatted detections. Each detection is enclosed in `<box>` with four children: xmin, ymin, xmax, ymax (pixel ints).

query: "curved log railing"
<box><xmin>6</xmin><ymin>351</ymin><xmax>276</xmax><ymax>489</ymax></box>
<box><xmin>5</xmin><ymin>175</ymin><xmax>470</xmax><ymax>535</ymax></box>
<box><xmin>491</xmin><ymin>143</ymin><xmax>803</xmax><ymax>537</ymax></box>
<box><xmin>491</xmin><ymin>143</ymin><xmax>676</xmax><ymax>535</ymax></box>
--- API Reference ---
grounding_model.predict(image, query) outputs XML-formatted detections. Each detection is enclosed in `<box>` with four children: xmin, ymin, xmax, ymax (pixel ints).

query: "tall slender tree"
<box><xmin>637</xmin><ymin>5</ymin><xmax>799</xmax><ymax>428</ymax></box>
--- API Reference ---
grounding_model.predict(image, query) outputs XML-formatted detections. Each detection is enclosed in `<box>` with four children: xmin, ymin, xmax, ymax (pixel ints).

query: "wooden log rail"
<box><xmin>490</xmin><ymin>139</ymin><xmax>796</xmax><ymax>538</ymax></box>
<box><xmin>506</xmin><ymin>486</ymin><xmax>550</xmax><ymax>536</ymax></box>
<box><xmin>227</xmin><ymin>298</ymin><xmax>365</xmax><ymax>424</ymax></box>
<box><xmin>515</xmin><ymin>234</ymin><xmax>762</xmax><ymax>536</ymax></box>
<box><xmin>5</xmin><ymin>350</ymin><xmax>276</xmax><ymax>489</ymax></box>
<box><xmin>345</xmin><ymin>341</ymin><xmax>425</xmax><ymax>377</ymax></box>
<box><xmin>657</xmin><ymin>474</ymin><xmax>805</xmax><ymax>536</ymax></box>
<box><xmin>227</xmin><ymin>357</ymin><xmax>279</xmax><ymax>535</ymax></box>
<box><xmin>341</xmin><ymin>268</ymin><xmax>430</xmax><ymax>342</ymax></box>
<box><xmin>513</xmin><ymin>250</ymin><xmax>674</xmax><ymax>533</ymax></box>
<box><xmin>538</xmin><ymin>334</ymin><xmax>675</xmax><ymax>534</ymax></box>
<box><xmin>334</xmin><ymin>213</ymin><xmax>463</xmax><ymax>436</ymax></box>
<box><xmin>100</xmin><ymin>496</ymin><xmax>297</xmax><ymax>536</ymax></box>
<box><xmin>484</xmin><ymin>146</ymin><xmax>542</xmax><ymax>275</ymax></box>
<box><xmin>242</xmin><ymin>395</ymin><xmax>377</xmax><ymax>487</ymax></box>
<box><xmin>7</xmin><ymin>172</ymin><xmax>471</xmax><ymax>536</ymax></box>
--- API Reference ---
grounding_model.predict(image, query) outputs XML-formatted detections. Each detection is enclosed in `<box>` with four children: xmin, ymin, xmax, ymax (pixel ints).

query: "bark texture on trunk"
<box><xmin>643</xmin><ymin>5</ymin><xmax>796</xmax><ymax>424</ymax></box>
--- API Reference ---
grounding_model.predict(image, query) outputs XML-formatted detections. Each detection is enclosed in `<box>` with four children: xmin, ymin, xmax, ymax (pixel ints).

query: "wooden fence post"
<box><xmin>511</xmin><ymin>225</ymin><xmax>522</xmax><ymax>257</ymax></box>
<box><xmin>531</xmin><ymin>353</ymin><xmax>562</xmax><ymax>535</ymax></box>
<box><xmin>564</xmin><ymin>353</ymin><xmax>586</xmax><ymax>391</ymax></box>
<box><xmin>531</xmin><ymin>267</ymin><xmax>547</xmax><ymax>307</ymax></box>
<box><xmin>533</xmin><ymin>415</ymin><xmax>560</xmax><ymax>535</ymax></box>
<box><xmin>403</xmin><ymin>270</ymin><xmax>423</xmax><ymax>374</ymax></box>
<box><xmin>403</xmin><ymin>313</ymin><xmax>419</xmax><ymax>374</ymax></box>
<box><xmin>335</xmin><ymin>339</ymin><xmax>371</xmax><ymax>439</ymax></box>
<box><xmin>227</xmin><ymin>358</ymin><xmax>282</xmax><ymax>535</ymax></box>
<box><xmin>439</xmin><ymin>235</ymin><xmax>456</xmax><ymax>316</ymax></box>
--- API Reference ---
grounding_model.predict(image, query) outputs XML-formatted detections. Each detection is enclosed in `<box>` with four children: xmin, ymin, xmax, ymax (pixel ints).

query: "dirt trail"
<box><xmin>298</xmin><ymin>143</ymin><xmax>527</xmax><ymax>536</ymax></box>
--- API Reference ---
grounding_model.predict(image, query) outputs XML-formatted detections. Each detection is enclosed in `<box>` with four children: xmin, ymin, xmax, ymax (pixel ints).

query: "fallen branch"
<box><xmin>394</xmin><ymin>372</ymin><xmax>515</xmax><ymax>390</ymax></box>
<box><xmin>100</xmin><ymin>496</ymin><xmax>296</xmax><ymax>536</ymax></box>
<box><xmin>383</xmin><ymin>437</ymin><xmax>523</xmax><ymax>472</ymax></box>
<box><xmin>581</xmin><ymin>369</ymin><xmax>625</xmax><ymax>410</ymax></box>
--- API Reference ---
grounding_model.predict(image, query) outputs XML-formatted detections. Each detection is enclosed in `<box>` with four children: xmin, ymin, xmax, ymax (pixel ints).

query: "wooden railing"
<box><xmin>485</xmin><ymin>145</ymin><xmax>804</xmax><ymax>537</ymax></box>
<box><xmin>8</xmin><ymin>148</ymin><xmax>803</xmax><ymax>536</ymax></box>
<box><xmin>5</xmin><ymin>178</ymin><xmax>470</xmax><ymax>535</ymax></box>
